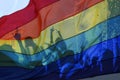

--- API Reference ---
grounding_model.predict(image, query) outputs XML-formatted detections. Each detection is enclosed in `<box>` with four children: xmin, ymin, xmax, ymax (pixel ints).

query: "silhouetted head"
<box><xmin>25</xmin><ymin>37</ymin><xmax>35</xmax><ymax>47</ymax></box>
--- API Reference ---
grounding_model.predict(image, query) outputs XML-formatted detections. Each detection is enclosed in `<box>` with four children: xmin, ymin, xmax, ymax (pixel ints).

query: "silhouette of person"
<box><xmin>47</xmin><ymin>27</ymin><xmax>75</xmax><ymax>79</ymax></box>
<box><xmin>14</xmin><ymin>32</ymin><xmax>38</xmax><ymax>54</ymax></box>
<box><xmin>101</xmin><ymin>49</ymin><xmax>114</xmax><ymax>72</ymax></box>
<box><xmin>14</xmin><ymin>30</ymin><xmax>41</xmax><ymax>67</ymax></box>
<box><xmin>24</xmin><ymin>37</ymin><xmax>38</xmax><ymax>54</ymax></box>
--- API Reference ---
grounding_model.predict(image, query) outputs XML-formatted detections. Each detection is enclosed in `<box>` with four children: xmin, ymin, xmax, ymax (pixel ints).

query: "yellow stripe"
<box><xmin>0</xmin><ymin>1</ymin><xmax>109</xmax><ymax>54</ymax></box>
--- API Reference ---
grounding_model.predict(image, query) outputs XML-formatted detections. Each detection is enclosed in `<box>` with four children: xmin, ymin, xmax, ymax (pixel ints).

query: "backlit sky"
<box><xmin>0</xmin><ymin>0</ymin><xmax>29</xmax><ymax>17</ymax></box>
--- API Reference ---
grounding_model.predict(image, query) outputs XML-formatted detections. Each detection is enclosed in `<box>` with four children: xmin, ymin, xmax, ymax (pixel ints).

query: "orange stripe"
<box><xmin>1</xmin><ymin>0</ymin><xmax>103</xmax><ymax>40</ymax></box>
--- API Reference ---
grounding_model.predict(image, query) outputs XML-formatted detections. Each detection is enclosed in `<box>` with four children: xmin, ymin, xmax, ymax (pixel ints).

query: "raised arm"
<box><xmin>50</xmin><ymin>27</ymin><xmax>54</xmax><ymax>44</ymax></box>
<box><xmin>14</xmin><ymin>30</ymin><xmax>26</xmax><ymax>53</ymax></box>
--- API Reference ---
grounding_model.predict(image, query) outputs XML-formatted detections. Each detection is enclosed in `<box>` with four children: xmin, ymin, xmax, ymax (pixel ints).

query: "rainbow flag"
<box><xmin>0</xmin><ymin>0</ymin><xmax>120</xmax><ymax>79</ymax></box>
